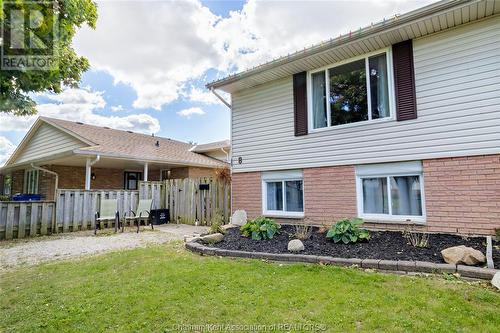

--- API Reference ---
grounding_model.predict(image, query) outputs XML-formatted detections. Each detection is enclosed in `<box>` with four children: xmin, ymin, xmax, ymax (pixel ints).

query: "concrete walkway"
<box><xmin>0</xmin><ymin>224</ymin><xmax>208</xmax><ymax>270</ymax></box>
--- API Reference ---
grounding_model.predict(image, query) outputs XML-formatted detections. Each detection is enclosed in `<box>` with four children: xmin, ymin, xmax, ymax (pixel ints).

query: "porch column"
<box><xmin>85</xmin><ymin>158</ymin><xmax>91</xmax><ymax>190</ymax></box>
<box><xmin>144</xmin><ymin>163</ymin><xmax>149</xmax><ymax>182</ymax></box>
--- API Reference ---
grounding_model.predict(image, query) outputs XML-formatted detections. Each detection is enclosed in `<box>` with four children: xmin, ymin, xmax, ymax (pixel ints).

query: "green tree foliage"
<box><xmin>0</xmin><ymin>0</ymin><xmax>97</xmax><ymax>115</ymax></box>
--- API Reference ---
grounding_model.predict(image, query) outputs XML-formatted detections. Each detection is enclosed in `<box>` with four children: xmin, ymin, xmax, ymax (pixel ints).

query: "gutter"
<box><xmin>205</xmin><ymin>0</ymin><xmax>472</xmax><ymax>90</ymax></box>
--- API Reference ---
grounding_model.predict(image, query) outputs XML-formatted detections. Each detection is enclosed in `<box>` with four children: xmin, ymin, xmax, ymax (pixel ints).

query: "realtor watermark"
<box><xmin>167</xmin><ymin>323</ymin><xmax>328</xmax><ymax>332</ymax></box>
<box><xmin>1</xmin><ymin>0</ymin><xmax>58</xmax><ymax>70</ymax></box>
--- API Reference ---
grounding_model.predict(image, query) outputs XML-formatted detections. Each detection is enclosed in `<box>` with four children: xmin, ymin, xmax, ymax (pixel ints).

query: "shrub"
<box><xmin>0</xmin><ymin>195</ymin><xmax>10</xmax><ymax>201</ymax></box>
<box><xmin>208</xmin><ymin>212</ymin><xmax>225</xmax><ymax>235</ymax></box>
<box><xmin>293</xmin><ymin>224</ymin><xmax>312</xmax><ymax>240</ymax></box>
<box><xmin>240</xmin><ymin>216</ymin><xmax>280</xmax><ymax>240</ymax></box>
<box><xmin>326</xmin><ymin>218</ymin><xmax>370</xmax><ymax>244</ymax></box>
<box><xmin>402</xmin><ymin>228</ymin><xmax>429</xmax><ymax>248</ymax></box>
<box><xmin>495</xmin><ymin>228</ymin><xmax>500</xmax><ymax>242</ymax></box>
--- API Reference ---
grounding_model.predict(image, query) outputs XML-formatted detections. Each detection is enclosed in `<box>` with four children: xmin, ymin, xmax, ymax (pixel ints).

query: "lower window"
<box><xmin>124</xmin><ymin>171</ymin><xmax>142</xmax><ymax>190</ymax></box>
<box><xmin>356</xmin><ymin>162</ymin><xmax>425</xmax><ymax>221</ymax></box>
<box><xmin>263</xmin><ymin>171</ymin><xmax>304</xmax><ymax>217</ymax></box>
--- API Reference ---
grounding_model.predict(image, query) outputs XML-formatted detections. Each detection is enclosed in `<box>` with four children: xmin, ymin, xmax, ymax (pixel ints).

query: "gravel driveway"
<box><xmin>0</xmin><ymin>224</ymin><xmax>208</xmax><ymax>270</ymax></box>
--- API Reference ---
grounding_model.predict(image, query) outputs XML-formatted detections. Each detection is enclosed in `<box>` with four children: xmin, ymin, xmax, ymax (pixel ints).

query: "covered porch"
<box><xmin>2</xmin><ymin>154</ymin><xmax>217</xmax><ymax>201</ymax></box>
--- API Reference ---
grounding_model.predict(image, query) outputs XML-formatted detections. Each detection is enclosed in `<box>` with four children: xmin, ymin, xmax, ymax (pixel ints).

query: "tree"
<box><xmin>0</xmin><ymin>0</ymin><xmax>97</xmax><ymax>115</ymax></box>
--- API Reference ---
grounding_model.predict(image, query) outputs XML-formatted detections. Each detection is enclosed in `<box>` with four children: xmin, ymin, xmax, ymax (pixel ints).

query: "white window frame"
<box><xmin>24</xmin><ymin>169</ymin><xmax>39</xmax><ymax>194</ymax></box>
<box><xmin>307</xmin><ymin>47</ymin><xmax>396</xmax><ymax>133</ymax></box>
<box><xmin>355</xmin><ymin>162</ymin><xmax>426</xmax><ymax>224</ymax></box>
<box><xmin>262</xmin><ymin>170</ymin><xmax>304</xmax><ymax>218</ymax></box>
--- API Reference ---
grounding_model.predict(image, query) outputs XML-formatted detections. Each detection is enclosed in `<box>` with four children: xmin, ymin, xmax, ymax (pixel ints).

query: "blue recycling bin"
<box><xmin>12</xmin><ymin>194</ymin><xmax>42</xmax><ymax>201</ymax></box>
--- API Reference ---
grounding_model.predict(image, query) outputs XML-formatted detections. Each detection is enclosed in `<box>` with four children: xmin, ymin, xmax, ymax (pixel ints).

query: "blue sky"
<box><xmin>0</xmin><ymin>0</ymin><xmax>436</xmax><ymax>165</ymax></box>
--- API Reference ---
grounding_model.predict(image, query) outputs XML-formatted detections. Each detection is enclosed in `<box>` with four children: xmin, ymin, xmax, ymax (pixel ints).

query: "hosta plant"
<box><xmin>240</xmin><ymin>216</ymin><xmax>280</xmax><ymax>240</ymax></box>
<box><xmin>326</xmin><ymin>218</ymin><xmax>370</xmax><ymax>244</ymax></box>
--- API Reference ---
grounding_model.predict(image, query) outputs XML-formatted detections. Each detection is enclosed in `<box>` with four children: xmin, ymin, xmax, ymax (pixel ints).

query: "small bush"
<box><xmin>326</xmin><ymin>218</ymin><xmax>370</xmax><ymax>244</ymax></box>
<box><xmin>208</xmin><ymin>212</ymin><xmax>225</xmax><ymax>235</ymax></box>
<box><xmin>495</xmin><ymin>228</ymin><xmax>500</xmax><ymax>242</ymax></box>
<box><xmin>293</xmin><ymin>224</ymin><xmax>312</xmax><ymax>240</ymax></box>
<box><xmin>240</xmin><ymin>216</ymin><xmax>280</xmax><ymax>240</ymax></box>
<box><xmin>403</xmin><ymin>228</ymin><xmax>430</xmax><ymax>248</ymax></box>
<box><xmin>0</xmin><ymin>195</ymin><xmax>10</xmax><ymax>201</ymax></box>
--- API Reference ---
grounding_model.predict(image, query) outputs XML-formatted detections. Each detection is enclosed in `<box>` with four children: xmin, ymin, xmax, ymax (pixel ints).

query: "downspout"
<box><xmin>210</xmin><ymin>87</ymin><xmax>231</xmax><ymax>109</ymax></box>
<box><xmin>85</xmin><ymin>155</ymin><xmax>100</xmax><ymax>190</ymax></box>
<box><xmin>31</xmin><ymin>163</ymin><xmax>58</xmax><ymax>233</ymax></box>
<box><xmin>220</xmin><ymin>147</ymin><xmax>230</xmax><ymax>163</ymax></box>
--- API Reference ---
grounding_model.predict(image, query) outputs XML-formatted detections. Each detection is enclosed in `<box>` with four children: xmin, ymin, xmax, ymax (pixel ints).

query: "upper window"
<box><xmin>262</xmin><ymin>170</ymin><xmax>304</xmax><ymax>217</ymax></box>
<box><xmin>355</xmin><ymin>161</ymin><xmax>425</xmax><ymax>222</ymax></box>
<box><xmin>310</xmin><ymin>51</ymin><xmax>391</xmax><ymax>129</ymax></box>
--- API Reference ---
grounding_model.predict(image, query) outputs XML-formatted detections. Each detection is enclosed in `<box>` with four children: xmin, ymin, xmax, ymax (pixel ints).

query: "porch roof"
<box><xmin>2</xmin><ymin>117</ymin><xmax>228</xmax><ymax>171</ymax></box>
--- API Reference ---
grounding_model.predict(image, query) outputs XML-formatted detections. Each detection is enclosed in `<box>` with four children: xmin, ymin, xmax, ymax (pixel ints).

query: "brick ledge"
<box><xmin>185</xmin><ymin>241</ymin><xmax>498</xmax><ymax>281</ymax></box>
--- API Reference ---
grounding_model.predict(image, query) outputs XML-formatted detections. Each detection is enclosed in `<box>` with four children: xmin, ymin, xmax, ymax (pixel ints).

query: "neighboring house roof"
<box><xmin>190</xmin><ymin>139</ymin><xmax>230</xmax><ymax>153</ymax></box>
<box><xmin>207</xmin><ymin>0</ymin><xmax>498</xmax><ymax>93</ymax></box>
<box><xmin>4</xmin><ymin>117</ymin><xmax>228</xmax><ymax>169</ymax></box>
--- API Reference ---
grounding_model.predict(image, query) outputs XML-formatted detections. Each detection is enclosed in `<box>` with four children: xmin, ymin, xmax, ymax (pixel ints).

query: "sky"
<box><xmin>0</xmin><ymin>0</ymin><xmax>437</xmax><ymax>165</ymax></box>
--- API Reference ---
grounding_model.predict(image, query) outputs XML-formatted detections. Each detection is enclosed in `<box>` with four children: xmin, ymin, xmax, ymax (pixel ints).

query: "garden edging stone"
<box><xmin>185</xmin><ymin>240</ymin><xmax>499</xmax><ymax>281</ymax></box>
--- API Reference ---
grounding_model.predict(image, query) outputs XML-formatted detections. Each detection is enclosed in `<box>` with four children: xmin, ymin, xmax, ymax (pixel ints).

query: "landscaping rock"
<box><xmin>201</xmin><ymin>233</ymin><xmax>224</xmax><ymax>244</ymax></box>
<box><xmin>492</xmin><ymin>272</ymin><xmax>500</xmax><ymax>290</ymax></box>
<box><xmin>441</xmin><ymin>245</ymin><xmax>486</xmax><ymax>265</ymax></box>
<box><xmin>287</xmin><ymin>239</ymin><xmax>305</xmax><ymax>253</ymax></box>
<box><xmin>231</xmin><ymin>210</ymin><xmax>247</xmax><ymax>226</ymax></box>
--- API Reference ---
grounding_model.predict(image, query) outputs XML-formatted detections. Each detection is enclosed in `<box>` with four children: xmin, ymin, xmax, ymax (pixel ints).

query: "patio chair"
<box><xmin>94</xmin><ymin>199</ymin><xmax>120</xmax><ymax>235</ymax></box>
<box><xmin>124</xmin><ymin>199</ymin><xmax>154</xmax><ymax>233</ymax></box>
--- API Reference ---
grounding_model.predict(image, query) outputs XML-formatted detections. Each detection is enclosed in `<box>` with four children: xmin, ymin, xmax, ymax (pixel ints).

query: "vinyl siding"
<box><xmin>15</xmin><ymin>123</ymin><xmax>87</xmax><ymax>164</ymax></box>
<box><xmin>231</xmin><ymin>16</ymin><xmax>500</xmax><ymax>173</ymax></box>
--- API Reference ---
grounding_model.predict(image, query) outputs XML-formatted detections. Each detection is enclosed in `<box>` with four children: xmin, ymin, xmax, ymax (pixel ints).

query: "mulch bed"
<box><xmin>209</xmin><ymin>225</ymin><xmax>499</xmax><ymax>269</ymax></box>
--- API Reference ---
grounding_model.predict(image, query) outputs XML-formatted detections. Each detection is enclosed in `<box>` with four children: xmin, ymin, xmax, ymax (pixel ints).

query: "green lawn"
<box><xmin>1</xmin><ymin>242</ymin><xmax>499</xmax><ymax>333</ymax></box>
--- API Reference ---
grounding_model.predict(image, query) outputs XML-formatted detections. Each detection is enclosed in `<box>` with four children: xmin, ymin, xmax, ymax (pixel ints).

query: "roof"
<box><xmin>5</xmin><ymin>117</ymin><xmax>228</xmax><ymax>168</ymax></box>
<box><xmin>190</xmin><ymin>140</ymin><xmax>230</xmax><ymax>153</ymax></box>
<box><xmin>207</xmin><ymin>0</ymin><xmax>500</xmax><ymax>93</ymax></box>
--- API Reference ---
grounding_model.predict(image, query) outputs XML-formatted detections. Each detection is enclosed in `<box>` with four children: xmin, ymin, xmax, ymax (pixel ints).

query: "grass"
<box><xmin>0</xmin><ymin>242</ymin><xmax>499</xmax><ymax>332</ymax></box>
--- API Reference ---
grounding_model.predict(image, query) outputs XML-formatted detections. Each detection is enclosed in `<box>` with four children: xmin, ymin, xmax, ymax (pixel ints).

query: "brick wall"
<box><xmin>231</xmin><ymin>172</ymin><xmax>262</xmax><ymax>219</ymax></box>
<box><xmin>424</xmin><ymin>155</ymin><xmax>500</xmax><ymax>235</ymax></box>
<box><xmin>188</xmin><ymin>167</ymin><xmax>216</xmax><ymax>178</ymax></box>
<box><xmin>11</xmin><ymin>169</ymin><xmax>24</xmax><ymax>194</ymax></box>
<box><xmin>303</xmin><ymin>166</ymin><xmax>358</xmax><ymax>225</ymax></box>
<box><xmin>231</xmin><ymin>156</ymin><xmax>500</xmax><ymax>235</ymax></box>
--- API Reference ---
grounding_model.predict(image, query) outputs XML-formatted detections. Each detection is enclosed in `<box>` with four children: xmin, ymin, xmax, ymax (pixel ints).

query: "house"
<box><xmin>0</xmin><ymin>117</ymin><xmax>230</xmax><ymax>200</ymax></box>
<box><xmin>206</xmin><ymin>0</ymin><xmax>500</xmax><ymax>235</ymax></box>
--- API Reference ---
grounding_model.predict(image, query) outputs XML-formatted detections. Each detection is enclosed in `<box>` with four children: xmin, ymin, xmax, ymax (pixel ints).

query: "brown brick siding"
<box><xmin>424</xmin><ymin>155</ymin><xmax>500</xmax><ymax>235</ymax></box>
<box><xmin>231</xmin><ymin>155</ymin><xmax>500</xmax><ymax>235</ymax></box>
<box><xmin>303</xmin><ymin>166</ymin><xmax>358</xmax><ymax>225</ymax></box>
<box><xmin>11</xmin><ymin>169</ymin><xmax>24</xmax><ymax>195</ymax></box>
<box><xmin>170</xmin><ymin>167</ymin><xmax>216</xmax><ymax>179</ymax></box>
<box><xmin>231</xmin><ymin>172</ymin><xmax>262</xmax><ymax>219</ymax></box>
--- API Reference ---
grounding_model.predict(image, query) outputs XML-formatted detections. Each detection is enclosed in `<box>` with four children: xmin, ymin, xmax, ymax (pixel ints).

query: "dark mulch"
<box><xmin>210</xmin><ymin>225</ymin><xmax>498</xmax><ymax>268</ymax></box>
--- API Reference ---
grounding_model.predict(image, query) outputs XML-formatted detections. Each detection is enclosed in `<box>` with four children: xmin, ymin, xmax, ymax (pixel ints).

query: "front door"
<box><xmin>124</xmin><ymin>171</ymin><xmax>142</xmax><ymax>190</ymax></box>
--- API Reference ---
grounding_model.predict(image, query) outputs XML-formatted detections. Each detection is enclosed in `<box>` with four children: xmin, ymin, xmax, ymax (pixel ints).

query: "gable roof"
<box><xmin>5</xmin><ymin>117</ymin><xmax>228</xmax><ymax>168</ymax></box>
<box><xmin>190</xmin><ymin>139</ymin><xmax>230</xmax><ymax>153</ymax></box>
<box><xmin>207</xmin><ymin>0</ymin><xmax>500</xmax><ymax>93</ymax></box>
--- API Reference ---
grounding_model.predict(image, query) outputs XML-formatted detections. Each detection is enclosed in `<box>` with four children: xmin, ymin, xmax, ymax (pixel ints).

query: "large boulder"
<box><xmin>231</xmin><ymin>210</ymin><xmax>247</xmax><ymax>226</ymax></box>
<box><xmin>492</xmin><ymin>272</ymin><xmax>500</xmax><ymax>290</ymax></box>
<box><xmin>201</xmin><ymin>233</ymin><xmax>224</xmax><ymax>244</ymax></box>
<box><xmin>441</xmin><ymin>245</ymin><xmax>486</xmax><ymax>265</ymax></box>
<box><xmin>288</xmin><ymin>239</ymin><xmax>305</xmax><ymax>253</ymax></box>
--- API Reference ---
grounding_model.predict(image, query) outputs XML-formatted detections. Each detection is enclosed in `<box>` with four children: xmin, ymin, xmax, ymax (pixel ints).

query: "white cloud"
<box><xmin>110</xmin><ymin>105</ymin><xmax>125</xmax><ymax>112</ymax></box>
<box><xmin>0</xmin><ymin>88</ymin><xmax>161</xmax><ymax>134</ymax></box>
<box><xmin>74</xmin><ymin>0</ymin><xmax>435</xmax><ymax>111</ymax></box>
<box><xmin>0</xmin><ymin>136</ymin><xmax>15</xmax><ymax>167</ymax></box>
<box><xmin>177</xmin><ymin>107</ymin><xmax>205</xmax><ymax>119</ymax></box>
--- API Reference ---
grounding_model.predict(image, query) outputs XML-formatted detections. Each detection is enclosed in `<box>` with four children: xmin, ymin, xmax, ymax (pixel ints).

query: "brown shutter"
<box><xmin>293</xmin><ymin>71</ymin><xmax>308</xmax><ymax>136</ymax></box>
<box><xmin>392</xmin><ymin>40</ymin><xmax>417</xmax><ymax>121</ymax></box>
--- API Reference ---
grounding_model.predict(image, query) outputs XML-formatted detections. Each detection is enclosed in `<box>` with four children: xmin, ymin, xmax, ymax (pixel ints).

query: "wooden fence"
<box><xmin>0</xmin><ymin>178</ymin><xmax>230</xmax><ymax>240</ymax></box>
<box><xmin>0</xmin><ymin>201</ymin><xmax>55</xmax><ymax>240</ymax></box>
<box><xmin>139</xmin><ymin>178</ymin><xmax>231</xmax><ymax>225</ymax></box>
<box><xmin>55</xmin><ymin>189</ymin><xmax>139</xmax><ymax>233</ymax></box>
